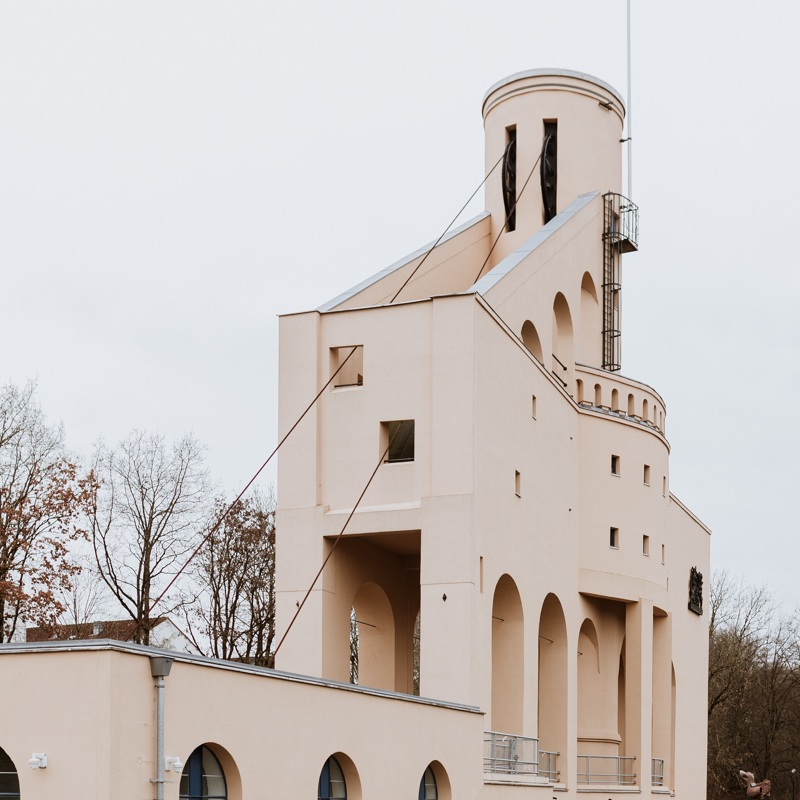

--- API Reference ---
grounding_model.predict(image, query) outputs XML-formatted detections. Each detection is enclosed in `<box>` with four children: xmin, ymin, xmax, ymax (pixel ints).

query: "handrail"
<box><xmin>577</xmin><ymin>754</ymin><xmax>636</xmax><ymax>785</ymax></box>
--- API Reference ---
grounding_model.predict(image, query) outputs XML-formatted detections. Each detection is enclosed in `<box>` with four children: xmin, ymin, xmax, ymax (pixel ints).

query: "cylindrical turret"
<box><xmin>482</xmin><ymin>69</ymin><xmax>625</xmax><ymax>265</ymax></box>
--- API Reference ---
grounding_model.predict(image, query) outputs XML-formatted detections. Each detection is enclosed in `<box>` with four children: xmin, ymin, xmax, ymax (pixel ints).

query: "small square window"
<box><xmin>643</xmin><ymin>464</ymin><xmax>651</xmax><ymax>485</ymax></box>
<box><xmin>515</xmin><ymin>470</ymin><xmax>521</xmax><ymax>497</ymax></box>
<box><xmin>331</xmin><ymin>345</ymin><xmax>363</xmax><ymax>388</ymax></box>
<box><xmin>531</xmin><ymin>394</ymin><xmax>537</xmax><ymax>419</ymax></box>
<box><xmin>382</xmin><ymin>420</ymin><xmax>415</xmax><ymax>462</ymax></box>
<box><xmin>610</xmin><ymin>527</ymin><xmax>619</xmax><ymax>548</ymax></box>
<box><xmin>643</xmin><ymin>535</ymin><xmax>650</xmax><ymax>556</ymax></box>
<box><xmin>611</xmin><ymin>455</ymin><xmax>620</xmax><ymax>476</ymax></box>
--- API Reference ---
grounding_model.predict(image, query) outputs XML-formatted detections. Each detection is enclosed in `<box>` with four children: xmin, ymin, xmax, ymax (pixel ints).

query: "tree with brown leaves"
<box><xmin>0</xmin><ymin>382</ymin><xmax>94</xmax><ymax>641</ymax></box>
<box><xmin>184</xmin><ymin>491</ymin><xmax>275</xmax><ymax>666</ymax></box>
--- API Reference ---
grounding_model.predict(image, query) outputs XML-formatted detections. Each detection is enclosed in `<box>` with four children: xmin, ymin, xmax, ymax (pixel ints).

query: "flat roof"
<box><xmin>0</xmin><ymin>638</ymin><xmax>481</xmax><ymax>713</ymax></box>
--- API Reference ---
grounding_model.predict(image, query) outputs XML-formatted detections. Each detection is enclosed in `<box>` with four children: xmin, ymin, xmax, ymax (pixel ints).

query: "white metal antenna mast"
<box><xmin>626</xmin><ymin>0</ymin><xmax>633</xmax><ymax>199</ymax></box>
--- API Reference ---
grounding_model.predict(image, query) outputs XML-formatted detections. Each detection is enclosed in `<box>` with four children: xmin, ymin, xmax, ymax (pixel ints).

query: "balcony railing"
<box><xmin>577</xmin><ymin>754</ymin><xmax>636</xmax><ymax>785</ymax></box>
<box><xmin>483</xmin><ymin>732</ymin><xmax>559</xmax><ymax>782</ymax></box>
<box><xmin>652</xmin><ymin>757</ymin><xmax>665</xmax><ymax>786</ymax></box>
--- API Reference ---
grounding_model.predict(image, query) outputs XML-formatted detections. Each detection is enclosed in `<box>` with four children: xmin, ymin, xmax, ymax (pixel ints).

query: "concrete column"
<box><xmin>625</xmin><ymin>598</ymin><xmax>653</xmax><ymax>789</ymax></box>
<box><xmin>652</xmin><ymin>612</ymin><xmax>673</xmax><ymax>789</ymax></box>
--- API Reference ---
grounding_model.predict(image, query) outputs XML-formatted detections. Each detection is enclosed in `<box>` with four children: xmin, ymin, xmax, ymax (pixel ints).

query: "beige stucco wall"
<box><xmin>0</xmin><ymin>644</ymin><xmax>483</xmax><ymax>800</ymax></box>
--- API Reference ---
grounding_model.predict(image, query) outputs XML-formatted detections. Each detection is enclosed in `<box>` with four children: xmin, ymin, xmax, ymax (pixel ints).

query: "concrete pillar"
<box><xmin>625</xmin><ymin>598</ymin><xmax>653</xmax><ymax>788</ymax></box>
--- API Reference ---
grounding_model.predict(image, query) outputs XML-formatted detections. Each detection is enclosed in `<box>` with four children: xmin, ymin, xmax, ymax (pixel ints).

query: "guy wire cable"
<box><xmin>138</xmin><ymin>345</ymin><xmax>361</xmax><ymax>632</ymax></box>
<box><xmin>471</xmin><ymin>137</ymin><xmax>546</xmax><ymax>286</ymax></box>
<box><xmin>273</xmin><ymin>423</ymin><xmax>404</xmax><ymax>657</ymax></box>
<box><xmin>389</xmin><ymin>148</ymin><xmax>507</xmax><ymax>304</ymax></box>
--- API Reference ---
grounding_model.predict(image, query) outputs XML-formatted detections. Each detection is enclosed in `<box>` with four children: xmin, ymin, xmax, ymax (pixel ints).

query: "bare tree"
<box><xmin>90</xmin><ymin>431</ymin><xmax>209</xmax><ymax>645</ymax></box>
<box><xmin>55</xmin><ymin>558</ymin><xmax>109</xmax><ymax>638</ymax></box>
<box><xmin>707</xmin><ymin>571</ymin><xmax>800</xmax><ymax>800</ymax></box>
<box><xmin>0</xmin><ymin>382</ymin><xmax>94</xmax><ymax>641</ymax></box>
<box><xmin>184</xmin><ymin>491</ymin><xmax>275</xmax><ymax>666</ymax></box>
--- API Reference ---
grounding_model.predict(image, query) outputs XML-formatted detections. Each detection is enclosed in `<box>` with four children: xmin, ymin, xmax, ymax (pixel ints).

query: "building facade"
<box><xmin>0</xmin><ymin>69</ymin><xmax>710</xmax><ymax>800</ymax></box>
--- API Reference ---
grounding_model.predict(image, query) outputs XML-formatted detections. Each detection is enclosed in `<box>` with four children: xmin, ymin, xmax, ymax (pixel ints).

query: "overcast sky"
<box><xmin>1</xmin><ymin>2</ymin><xmax>798</xmax><ymax>610</ymax></box>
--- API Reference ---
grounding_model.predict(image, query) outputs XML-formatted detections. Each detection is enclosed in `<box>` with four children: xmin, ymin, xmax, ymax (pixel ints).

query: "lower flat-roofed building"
<box><xmin>0</xmin><ymin>69</ymin><xmax>710</xmax><ymax>800</ymax></box>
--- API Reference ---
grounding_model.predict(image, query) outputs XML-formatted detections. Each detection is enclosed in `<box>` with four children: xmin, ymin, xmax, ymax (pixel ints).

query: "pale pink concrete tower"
<box><xmin>276</xmin><ymin>69</ymin><xmax>709</xmax><ymax>798</ymax></box>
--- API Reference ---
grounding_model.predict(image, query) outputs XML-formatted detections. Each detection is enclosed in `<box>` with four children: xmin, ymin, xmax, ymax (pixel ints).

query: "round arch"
<box><xmin>351</xmin><ymin>581</ymin><xmax>395</xmax><ymax>691</ymax></box>
<box><xmin>521</xmin><ymin>320</ymin><xmax>543</xmax><ymax>362</ymax></box>
<box><xmin>491</xmin><ymin>574</ymin><xmax>524</xmax><ymax>734</ymax></box>
<box><xmin>579</xmin><ymin>272</ymin><xmax>601</xmax><ymax>364</ymax></box>
<box><xmin>0</xmin><ymin>747</ymin><xmax>20</xmax><ymax>800</ymax></box>
<box><xmin>552</xmin><ymin>293</ymin><xmax>574</xmax><ymax>373</ymax></box>
<box><xmin>420</xmin><ymin>760</ymin><xmax>452</xmax><ymax>800</ymax></box>
<box><xmin>180</xmin><ymin>743</ymin><xmax>240</xmax><ymax>800</ymax></box>
<box><xmin>538</xmin><ymin>593</ymin><xmax>567</xmax><ymax>758</ymax></box>
<box><xmin>318</xmin><ymin>752</ymin><xmax>362</xmax><ymax>800</ymax></box>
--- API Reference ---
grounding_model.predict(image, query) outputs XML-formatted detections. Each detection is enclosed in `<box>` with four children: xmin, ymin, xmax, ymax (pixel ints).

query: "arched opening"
<box><xmin>351</xmin><ymin>582</ymin><xmax>395</xmax><ymax>691</ymax></box>
<box><xmin>0</xmin><ymin>748</ymin><xmax>20</xmax><ymax>800</ymax></box>
<box><xmin>180</xmin><ymin>745</ymin><xmax>227</xmax><ymax>800</ymax></box>
<box><xmin>319</xmin><ymin>753</ymin><xmax>361</xmax><ymax>800</ymax></box>
<box><xmin>593</xmin><ymin>384</ymin><xmax>602</xmax><ymax>407</ymax></box>
<box><xmin>521</xmin><ymin>320</ymin><xmax>543</xmax><ymax>362</ymax></box>
<box><xmin>576</xmin><ymin>379</ymin><xmax>584</xmax><ymax>404</ymax></box>
<box><xmin>577</xmin><ymin>621</ymin><xmax>601</xmax><ymax>743</ymax></box>
<box><xmin>491</xmin><ymin>574</ymin><xmax>524</xmax><ymax>734</ymax></box>
<box><xmin>538</xmin><ymin>594</ymin><xmax>568</xmax><ymax>762</ymax></box>
<box><xmin>611</xmin><ymin>388</ymin><xmax>619</xmax><ymax>412</ymax></box>
<box><xmin>422</xmin><ymin>761</ymin><xmax>451</xmax><ymax>800</ymax></box>
<box><xmin>643</xmin><ymin>398</ymin><xmax>649</xmax><ymax>421</ymax></box>
<box><xmin>579</xmin><ymin>272</ymin><xmax>601</xmax><ymax>364</ymax></box>
<box><xmin>318</xmin><ymin>756</ymin><xmax>347</xmax><ymax>800</ymax></box>
<box><xmin>552</xmin><ymin>293</ymin><xmax>574</xmax><ymax>379</ymax></box>
<box><xmin>627</xmin><ymin>393</ymin><xmax>635</xmax><ymax>416</ymax></box>
<box><xmin>577</xmin><ymin>618</ymin><xmax>619</xmax><ymax>758</ymax></box>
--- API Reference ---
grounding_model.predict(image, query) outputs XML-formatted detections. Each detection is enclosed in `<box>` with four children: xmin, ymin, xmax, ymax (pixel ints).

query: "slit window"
<box><xmin>541</xmin><ymin>120</ymin><xmax>557</xmax><ymax>223</ymax></box>
<box><xmin>643</xmin><ymin>464</ymin><xmax>651</xmax><ymax>485</ymax></box>
<box><xmin>643</xmin><ymin>535</ymin><xmax>650</xmax><ymax>556</ymax></box>
<box><xmin>515</xmin><ymin>470</ymin><xmax>521</xmax><ymax>497</ymax></box>
<box><xmin>531</xmin><ymin>394</ymin><xmax>537</xmax><ymax>419</ymax></box>
<box><xmin>610</xmin><ymin>527</ymin><xmax>619</xmax><ymax>548</ymax></box>
<box><xmin>331</xmin><ymin>345</ymin><xmax>363</xmax><ymax>388</ymax></box>
<box><xmin>611</xmin><ymin>454</ymin><xmax>620</xmax><ymax>476</ymax></box>
<box><xmin>382</xmin><ymin>420</ymin><xmax>415</xmax><ymax>462</ymax></box>
<box><xmin>661</xmin><ymin>544</ymin><xmax>666</xmax><ymax>564</ymax></box>
<box><xmin>502</xmin><ymin>126</ymin><xmax>517</xmax><ymax>231</ymax></box>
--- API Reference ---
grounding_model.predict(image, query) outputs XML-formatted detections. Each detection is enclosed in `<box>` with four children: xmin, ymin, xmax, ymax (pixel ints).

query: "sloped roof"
<box><xmin>26</xmin><ymin>617</ymin><xmax>169</xmax><ymax>643</ymax></box>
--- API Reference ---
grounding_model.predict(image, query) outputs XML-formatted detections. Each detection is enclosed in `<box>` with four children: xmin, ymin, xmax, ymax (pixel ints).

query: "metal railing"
<box><xmin>577</xmin><ymin>754</ymin><xmax>636</xmax><ymax>785</ymax></box>
<box><xmin>539</xmin><ymin>749</ymin><xmax>560</xmax><ymax>782</ymax></box>
<box><xmin>484</xmin><ymin>732</ymin><xmax>539</xmax><ymax>775</ymax></box>
<box><xmin>652</xmin><ymin>757</ymin><xmax>665</xmax><ymax>786</ymax></box>
<box><xmin>483</xmin><ymin>732</ymin><xmax>560</xmax><ymax>782</ymax></box>
<box><xmin>603</xmin><ymin>192</ymin><xmax>639</xmax><ymax>252</ymax></box>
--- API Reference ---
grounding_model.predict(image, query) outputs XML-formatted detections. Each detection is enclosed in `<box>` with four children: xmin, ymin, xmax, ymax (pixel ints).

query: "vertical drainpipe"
<box><xmin>150</xmin><ymin>657</ymin><xmax>174</xmax><ymax>800</ymax></box>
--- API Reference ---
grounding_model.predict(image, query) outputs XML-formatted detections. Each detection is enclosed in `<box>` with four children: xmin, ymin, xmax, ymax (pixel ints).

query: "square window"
<box><xmin>643</xmin><ymin>535</ymin><xmax>650</xmax><ymax>556</ymax></box>
<box><xmin>610</xmin><ymin>527</ymin><xmax>619</xmax><ymax>548</ymax></box>
<box><xmin>382</xmin><ymin>420</ymin><xmax>415</xmax><ymax>462</ymax></box>
<box><xmin>643</xmin><ymin>464</ymin><xmax>651</xmax><ymax>485</ymax></box>
<box><xmin>515</xmin><ymin>470</ymin><xmax>521</xmax><ymax>497</ymax></box>
<box><xmin>611</xmin><ymin>455</ymin><xmax>620</xmax><ymax>475</ymax></box>
<box><xmin>331</xmin><ymin>345</ymin><xmax>363</xmax><ymax>388</ymax></box>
